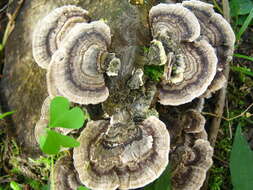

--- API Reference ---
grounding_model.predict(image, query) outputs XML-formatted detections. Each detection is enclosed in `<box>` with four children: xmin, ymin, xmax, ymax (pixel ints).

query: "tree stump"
<box><xmin>0</xmin><ymin>0</ymin><xmax>151</xmax><ymax>156</ymax></box>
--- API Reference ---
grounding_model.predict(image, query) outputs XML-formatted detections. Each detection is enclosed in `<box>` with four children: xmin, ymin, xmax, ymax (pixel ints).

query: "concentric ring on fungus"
<box><xmin>32</xmin><ymin>5</ymin><xmax>90</xmax><ymax>69</ymax></box>
<box><xmin>73</xmin><ymin>116</ymin><xmax>170</xmax><ymax>190</ymax></box>
<box><xmin>149</xmin><ymin>3</ymin><xmax>217</xmax><ymax>106</ymax></box>
<box><xmin>47</xmin><ymin>21</ymin><xmax>111</xmax><ymax>104</ymax></box>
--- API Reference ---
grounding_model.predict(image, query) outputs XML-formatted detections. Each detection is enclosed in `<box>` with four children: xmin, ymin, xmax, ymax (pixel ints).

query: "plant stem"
<box><xmin>50</xmin><ymin>155</ymin><xmax>54</xmax><ymax>190</ymax></box>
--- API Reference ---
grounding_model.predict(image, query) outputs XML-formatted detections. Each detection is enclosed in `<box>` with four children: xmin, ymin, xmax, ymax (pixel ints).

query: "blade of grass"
<box><xmin>236</xmin><ymin>8</ymin><xmax>253</xmax><ymax>41</ymax></box>
<box><xmin>212</xmin><ymin>0</ymin><xmax>223</xmax><ymax>14</ymax></box>
<box><xmin>230</xmin><ymin>66</ymin><xmax>253</xmax><ymax>77</ymax></box>
<box><xmin>0</xmin><ymin>111</ymin><xmax>15</xmax><ymax>119</ymax></box>
<box><xmin>234</xmin><ymin>53</ymin><xmax>253</xmax><ymax>62</ymax></box>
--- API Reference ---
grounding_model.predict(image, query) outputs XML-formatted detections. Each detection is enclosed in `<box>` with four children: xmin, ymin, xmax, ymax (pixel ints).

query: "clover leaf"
<box><xmin>39</xmin><ymin>96</ymin><xmax>87</xmax><ymax>155</ymax></box>
<box><xmin>39</xmin><ymin>129</ymin><xmax>80</xmax><ymax>155</ymax></box>
<box><xmin>49</xmin><ymin>96</ymin><xmax>86</xmax><ymax>129</ymax></box>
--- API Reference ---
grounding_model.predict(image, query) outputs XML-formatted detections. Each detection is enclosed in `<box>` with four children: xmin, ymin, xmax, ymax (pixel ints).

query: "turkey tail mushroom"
<box><xmin>149</xmin><ymin>3</ymin><xmax>200</xmax><ymax>42</ymax></box>
<box><xmin>149</xmin><ymin>3</ymin><xmax>218</xmax><ymax>106</ymax></box>
<box><xmin>182</xmin><ymin>0</ymin><xmax>235</xmax><ymax>96</ymax></box>
<box><xmin>73</xmin><ymin>114</ymin><xmax>170</xmax><ymax>190</ymax></box>
<box><xmin>32</xmin><ymin>5</ymin><xmax>90</xmax><ymax>69</ymax></box>
<box><xmin>47</xmin><ymin>21</ymin><xmax>111</xmax><ymax>104</ymax></box>
<box><xmin>51</xmin><ymin>156</ymin><xmax>83</xmax><ymax>190</ymax></box>
<box><xmin>171</xmin><ymin>139</ymin><xmax>213</xmax><ymax>190</ymax></box>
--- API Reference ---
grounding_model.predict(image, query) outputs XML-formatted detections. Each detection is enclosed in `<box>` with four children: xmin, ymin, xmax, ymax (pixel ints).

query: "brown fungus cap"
<box><xmin>32</xmin><ymin>5</ymin><xmax>90</xmax><ymax>69</ymax></box>
<box><xmin>73</xmin><ymin>116</ymin><xmax>170</xmax><ymax>190</ymax></box>
<box><xmin>182</xmin><ymin>0</ymin><xmax>235</xmax><ymax>95</ymax></box>
<box><xmin>171</xmin><ymin>139</ymin><xmax>213</xmax><ymax>190</ymax></box>
<box><xmin>51</xmin><ymin>156</ymin><xmax>83</xmax><ymax>190</ymax></box>
<box><xmin>149</xmin><ymin>3</ymin><xmax>217</xmax><ymax>106</ymax></box>
<box><xmin>47</xmin><ymin>21</ymin><xmax>110</xmax><ymax>104</ymax></box>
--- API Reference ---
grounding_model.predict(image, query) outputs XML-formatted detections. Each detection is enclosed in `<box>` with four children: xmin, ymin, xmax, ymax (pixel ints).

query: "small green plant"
<box><xmin>230</xmin><ymin>125</ymin><xmax>253</xmax><ymax>190</ymax></box>
<box><xmin>39</xmin><ymin>96</ymin><xmax>88</xmax><ymax>155</ymax></box>
<box><xmin>143</xmin><ymin>164</ymin><xmax>171</xmax><ymax>190</ymax></box>
<box><xmin>0</xmin><ymin>111</ymin><xmax>15</xmax><ymax>120</ymax></box>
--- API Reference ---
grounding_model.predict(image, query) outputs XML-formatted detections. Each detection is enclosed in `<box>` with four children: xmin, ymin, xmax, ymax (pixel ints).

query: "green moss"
<box><xmin>144</xmin><ymin>65</ymin><xmax>164</xmax><ymax>82</ymax></box>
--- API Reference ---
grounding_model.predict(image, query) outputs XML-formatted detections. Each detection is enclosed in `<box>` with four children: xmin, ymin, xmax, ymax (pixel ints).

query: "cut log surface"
<box><xmin>0</xmin><ymin>0</ymin><xmax>151</xmax><ymax>156</ymax></box>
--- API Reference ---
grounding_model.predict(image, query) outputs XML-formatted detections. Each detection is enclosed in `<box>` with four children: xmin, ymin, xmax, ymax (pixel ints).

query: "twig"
<box><xmin>201</xmin><ymin>0</ymin><xmax>231</xmax><ymax>189</ymax></box>
<box><xmin>1</xmin><ymin>0</ymin><xmax>25</xmax><ymax>48</ymax></box>
<box><xmin>226</xmin><ymin>100</ymin><xmax>232</xmax><ymax>139</ymax></box>
<box><xmin>202</xmin><ymin>102</ymin><xmax>253</xmax><ymax>122</ymax></box>
<box><xmin>0</xmin><ymin>4</ymin><xmax>8</xmax><ymax>13</ymax></box>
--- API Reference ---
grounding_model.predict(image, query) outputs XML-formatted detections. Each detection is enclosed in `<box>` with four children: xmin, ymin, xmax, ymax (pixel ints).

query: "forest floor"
<box><xmin>0</xmin><ymin>0</ymin><xmax>253</xmax><ymax>190</ymax></box>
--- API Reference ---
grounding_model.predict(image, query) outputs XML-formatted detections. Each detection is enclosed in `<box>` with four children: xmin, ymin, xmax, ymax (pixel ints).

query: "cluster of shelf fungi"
<box><xmin>32</xmin><ymin>0</ymin><xmax>235</xmax><ymax>190</ymax></box>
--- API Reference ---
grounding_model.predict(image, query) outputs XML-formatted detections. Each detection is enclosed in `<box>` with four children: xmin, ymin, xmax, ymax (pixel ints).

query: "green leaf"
<box><xmin>230</xmin><ymin>0</ymin><xmax>240</xmax><ymax>17</ymax></box>
<box><xmin>230</xmin><ymin>125</ymin><xmax>253</xmax><ymax>190</ymax></box>
<box><xmin>143</xmin><ymin>164</ymin><xmax>171</xmax><ymax>190</ymax></box>
<box><xmin>39</xmin><ymin>129</ymin><xmax>80</xmax><ymax>155</ymax></box>
<box><xmin>0</xmin><ymin>111</ymin><xmax>15</xmax><ymax>120</ymax></box>
<box><xmin>76</xmin><ymin>186</ymin><xmax>90</xmax><ymax>190</ymax></box>
<box><xmin>10</xmin><ymin>182</ymin><xmax>22</xmax><ymax>190</ymax></box>
<box><xmin>231</xmin><ymin>66</ymin><xmax>253</xmax><ymax>77</ymax></box>
<box><xmin>230</xmin><ymin>0</ymin><xmax>253</xmax><ymax>16</ymax></box>
<box><xmin>50</xmin><ymin>96</ymin><xmax>70</xmax><ymax>126</ymax></box>
<box><xmin>49</xmin><ymin>96</ymin><xmax>85</xmax><ymax>129</ymax></box>
<box><xmin>238</xmin><ymin>0</ymin><xmax>253</xmax><ymax>15</ymax></box>
<box><xmin>236</xmin><ymin>8</ymin><xmax>253</xmax><ymax>41</ymax></box>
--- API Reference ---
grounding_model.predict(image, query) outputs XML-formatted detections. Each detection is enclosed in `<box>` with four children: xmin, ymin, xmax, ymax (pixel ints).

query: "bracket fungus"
<box><xmin>47</xmin><ymin>21</ymin><xmax>113</xmax><ymax>104</ymax></box>
<box><xmin>73</xmin><ymin>113</ymin><xmax>170</xmax><ymax>190</ymax></box>
<box><xmin>32</xmin><ymin>5</ymin><xmax>90</xmax><ymax>69</ymax></box>
<box><xmin>171</xmin><ymin>139</ymin><xmax>213</xmax><ymax>190</ymax></box>
<box><xmin>182</xmin><ymin>0</ymin><xmax>235</xmax><ymax>96</ymax></box>
<box><xmin>149</xmin><ymin>3</ymin><xmax>218</xmax><ymax>106</ymax></box>
<box><xmin>51</xmin><ymin>156</ymin><xmax>82</xmax><ymax>190</ymax></box>
<box><xmin>33</xmin><ymin>6</ymin><xmax>121</xmax><ymax>104</ymax></box>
